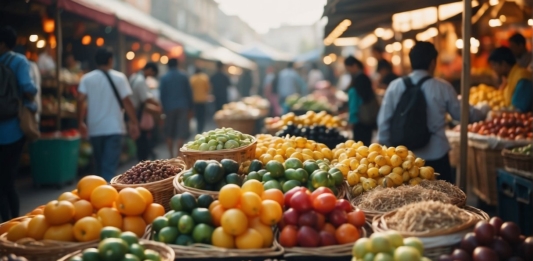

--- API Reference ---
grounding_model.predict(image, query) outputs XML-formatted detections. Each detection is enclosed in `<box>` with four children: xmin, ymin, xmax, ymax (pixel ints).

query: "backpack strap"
<box><xmin>416</xmin><ymin>76</ymin><xmax>432</xmax><ymax>89</ymax></box>
<box><xmin>401</xmin><ymin>76</ymin><xmax>415</xmax><ymax>89</ymax></box>
<box><xmin>99</xmin><ymin>69</ymin><xmax>124</xmax><ymax>110</ymax></box>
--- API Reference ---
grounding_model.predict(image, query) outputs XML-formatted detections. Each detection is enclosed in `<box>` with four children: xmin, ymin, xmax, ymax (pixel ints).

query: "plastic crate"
<box><xmin>30</xmin><ymin>137</ymin><xmax>81</xmax><ymax>187</ymax></box>
<box><xmin>497</xmin><ymin>169</ymin><xmax>533</xmax><ymax>235</ymax></box>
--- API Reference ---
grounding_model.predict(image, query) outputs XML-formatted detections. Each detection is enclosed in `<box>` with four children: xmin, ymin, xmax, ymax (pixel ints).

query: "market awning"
<box><xmin>239</xmin><ymin>44</ymin><xmax>293</xmax><ymax>62</ymax></box>
<box><xmin>201</xmin><ymin>47</ymin><xmax>257</xmax><ymax>70</ymax></box>
<box><xmin>57</xmin><ymin>0</ymin><xmax>116</xmax><ymax>27</ymax></box>
<box><xmin>155</xmin><ymin>37</ymin><xmax>184</xmax><ymax>58</ymax></box>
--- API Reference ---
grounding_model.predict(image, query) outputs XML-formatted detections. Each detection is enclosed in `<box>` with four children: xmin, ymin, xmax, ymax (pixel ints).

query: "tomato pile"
<box><xmin>278</xmin><ymin>186</ymin><xmax>365</xmax><ymax>248</ymax></box>
<box><xmin>467</xmin><ymin>112</ymin><xmax>533</xmax><ymax>140</ymax></box>
<box><xmin>4</xmin><ymin>175</ymin><xmax>164</xmax><ymax>243</ymax></box>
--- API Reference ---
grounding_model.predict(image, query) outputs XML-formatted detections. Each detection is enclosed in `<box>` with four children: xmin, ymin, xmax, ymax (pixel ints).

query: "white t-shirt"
<box><xmin>78</xmin><ymin>69</ymin><xmax>132</xmax><ymax>137</ymax></box>
<box><xmin>129</xmin><ymin>72</ymin><xmax>153</xmax><ymax>109</ymax></box>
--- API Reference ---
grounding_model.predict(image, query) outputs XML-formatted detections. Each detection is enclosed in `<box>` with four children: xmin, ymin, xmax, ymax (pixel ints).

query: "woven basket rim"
<box><xmin>110</xmin><ymin>158</ymin><xmax>187</xmax><ymax>186</ymax></box>
<box><xmin>172</xmin><ymin>171</ymin><xmax>221</xmax><ymax>197</ymax></box>
<box><xmin>502</xmin><ymin>148</ymin><xmax>533</xmax><ymax>159</ymax></box>
<box><xmin>56</xmin><ymin>239</ymin><xmax>175</xmax><ymax>261</ymax></box>
<box><xmin>180</xmin><ymin>137</ymin><xmax>257</xmax><ymax>153</ymax></box>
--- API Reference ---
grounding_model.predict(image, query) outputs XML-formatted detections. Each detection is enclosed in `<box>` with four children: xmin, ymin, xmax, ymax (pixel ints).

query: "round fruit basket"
<box><xmin>0</xmin><ymin>216</ymin><xmax>96</xmax><ymax>261</ymax></box>
<box><xmin>214</xmin><ymin>118</ymin><xmax>258</xmax><ymax>135</ymax></box>
<box><xmin>180</xmin><ymin>138</ymin><xmax>257</xmax><ymax>168</ymax></box>
<box><xmin>57</xmin><ymin>239</ymin><xmax>174</xmax><ymax>261</ymax></box>
<box><xmin>173</xmin><ymin>171</ymin><xmax>223</xmax><ymax>199</ymax></box>
<box><xmin>110</xmin><ymin>158</ymin><xmax>187</xmax><ymax>212</ymax></box>
<box><xmin>502</xmin><ymin>147</ymin><xmax>533</xmax><ymax>179</ymax></box>
<box><xmin>142</xmin><ymin>225</ymin><xmax>284</xmax><ymax>259</ymax></box>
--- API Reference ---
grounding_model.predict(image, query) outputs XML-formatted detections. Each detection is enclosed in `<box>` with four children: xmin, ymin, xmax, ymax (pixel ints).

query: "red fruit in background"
<box><xmin>460</xmin><ymin>232</ymin><xmax>479</xmax><ymax>253</ymax></box>
<box><xmin>322</xmin><ymin>223</ymin><xmax>336</xmax><ymax>234</ymax></box>
<box><xmin>490</xmin><ymin>237</ymin><xmax>512</xmax><ymax>260</ymax></box>
<box><xmin>334</xmin><ymin>199</ymin><xmax>352</xmax><ymax>212</ymax></box>
<box><xmin>279</xmin><ymin>225</ymin><xmax>298</xmax><ymax>247</ymax></box>
<box><xmin>298</xmin><ymin>211</ymin><xmax>318</xmax><ymax>228</ymax></box>
<box><xmin>312</xmin><ymin>193</ymin><xmax>337</xmax><ymax>214</ymax></box>
<box><xmin>489</xmin><ymin>217</ymin><xmax>503</xmax><ymax>235</ymax></box>
<box><xmin>315</xmin><ymin>212</ymin><xmax>325</xmax><ymax>230</ymax></box>
<box><xmin>310</xmin><ymin>187</ymin><xmax>333</xmax><ymax>202</ymax></box>
<box><xmin>474</xmin><ymin>221</ymin><xmax>495</xmax><ymax>246</ymax></box>
<box><xmin>297</xmin><ymin>226</ymin><xmax>320</xmax><ymax>247</ymax></box>
<box><xmin>451</xmin><ymin>249</ymin><xmax>472</xmax><ymax>261</ymax></box>
<box><xmin>500</xmin><ymin>222</ymin><xmax>521</xmax><ymax>244</ymax></box>
<box><xmin>278</xmin><ymin>217</ymin><xmax>287</xmax><ymax>230</ymax></box>
<box><xmin>335</xmin><ymin>223</ymin><xmax>360</xmax><ymax>244</ymax></box>
<box><xmin>319</xmin><ymin>231</ymin><xmax>337</xmax><ymax>246</ymax></box>
<box><xmin>347</xmin><ymin>209</ymin><xmax>366</xmax><ymax>227</ymax></box>
<box><xmin>283</xmin><ymin>208</ymin><xmax>299</xmax><ymax>226</ymax></box>
<box><xmin>328</xmin><ymin>209</ymin><xmax>348</xmax><ymax>228</ymax></box>
<box><xmin>473</xmin><ymin>246</ymin><xmax>497</xmax><ymax>261</ymax></box>
<box><xmin>285</xmin><ymin>187</ymin><xmax>308</xmax><ymax>208</ymax></box>
<box><xmin>290</xmin><ymin>191</ymin><xmax>313</xmax><ymax>213</ymax></box>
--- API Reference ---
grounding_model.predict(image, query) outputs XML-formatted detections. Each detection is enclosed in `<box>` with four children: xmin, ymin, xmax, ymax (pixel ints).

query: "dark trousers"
<box><xmin>136</xmin><ymin>130</ymin><xmax>152</xmax><ymax>162</ymax></box>
<box><xmin>352</xmin><ymin>123</ymin><xmax>373</xmax><ymax>146</ymax></box>
<box><xmin>0</xmin><ymin>137</ymin><xmax>25</xmax><ymax>222</ymax></box>
<box><xmin>90</xmin><ymin>134</ymin><xmax>122</xmax><ymax>181</ymax></box>
<box><xmin>426</xmin><ymin>153</ymin><xmax>453</xmax><ymax>183</ymax></box>
<box><xmin>194</xmin><ymin>103</ymin><xmax>207</xmax><ymax>134</ymax></box>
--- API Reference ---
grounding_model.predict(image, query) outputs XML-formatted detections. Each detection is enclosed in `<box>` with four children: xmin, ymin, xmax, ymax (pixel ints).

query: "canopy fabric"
<box><xmin>58</xmin><ymin>0</ymin><xmax>116</xmax><ymax>27</ymax></box>
<box><xmin>239</xmin><ymin>44</ymin><xmax>293</xmax><ymax>61</ymax></box>
<box><xmin>201</xmin><ymin>47</ymin><xmax>257</xmax><ymax>70</ymax></box>
<box><xmin>294</xmin><ymin>49</ymin><xmax>323</xmax><ymax>62</ymax></box>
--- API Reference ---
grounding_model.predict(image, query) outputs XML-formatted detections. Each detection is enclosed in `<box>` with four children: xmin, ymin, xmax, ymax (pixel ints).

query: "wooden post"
<box><xmin>458</xmin><ymin>0</ymin><xmax>472</xmax><ymax>190</ymax></box>
<box><xmin>55</xmin><ymin>2</ymin><xmax>63</xmax><ymax>131</ymax></box>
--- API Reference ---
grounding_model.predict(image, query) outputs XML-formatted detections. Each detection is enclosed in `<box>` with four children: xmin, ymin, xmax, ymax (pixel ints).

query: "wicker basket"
<box><xmin>110</xmin><ymin>158</ymin><xmax>186</xmax><ymax>212</ymax></box>
<box><xmin>468</xmin><ymin>139</ymin><xmax>504</xmax><ymax>205</ymax></box>
<box><xmin>502</xmin><ymin>148</ymin><xmax>533</xmax><ymax>179</ymax></box>
<box><xmin>180</xmin><ymin>138</ymin><xmax>257</xmax><ymax>168</ymax></box>
<box><xmin>214</xmin><ymin>118</ymin><xmax>258</xmax><ymax>135</ymax></box>
<box><xmin>0</xmin><ymin>217</ymin><xmax>96</xmax><ymax>261</ymax></box>
<box><xmin>57</xmin><ymin>240</ymin><xmax>175</xmax><ymax>261</ymax></box>
<box><xmin>173</xmin><ymin>171</ymin><xmax>223</xmax><ymax>199</ymax></box>
<box><xmin>142</xmin><ymin>225</ymin><xmax>283</xmax><ymax>259</ymax></box>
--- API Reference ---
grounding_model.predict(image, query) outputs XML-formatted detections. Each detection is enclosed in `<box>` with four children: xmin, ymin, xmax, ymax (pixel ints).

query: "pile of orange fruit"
<box><xmin>209</xmin><ymin>180</ymin><xmax>283</xmax><ymax>249</ymax></box>
<box><xmin>2</xmin><ymin>175</ymin><xmax>165</xmax><ymax>243</ymax></box>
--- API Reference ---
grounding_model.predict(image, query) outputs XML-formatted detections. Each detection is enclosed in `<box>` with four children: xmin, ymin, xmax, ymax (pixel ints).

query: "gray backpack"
<box><xmin>0</xmin><ymin>54</ymin><xmax>20</xmax><ymax>120</ymax></box>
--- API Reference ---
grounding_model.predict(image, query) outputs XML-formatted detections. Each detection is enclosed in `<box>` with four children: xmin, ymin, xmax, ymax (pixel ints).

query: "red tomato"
<box><xmin>284</xmin><ymin>187</ymin><xmax>308</xmax><ymax>208</ymax></box>
<box><xmin>315</xmin><ymin>212</ymin><xmax>326</xmax><ymax>230</ymax></box>
<box><xmin>279</xmin><ymin>225</ymin><xmax>298</xmax><ymax>247</ymax></box>
<box><xmin>290</xmin><ymin>191</ymin><xmax>313</xmax><ymax>213</ymax></box>
<box><xmin>335</xmin><ymin>223</ymin><xmax>360</xmax><ymax>244</ymax></box>
<box><xmin>347</xmin><ymin>209</ymin><xmax>366</xmax><ymax>227</ymax></box>
<box><xmin>312</xmin><ymin>193</ymin><xmax>337</xmax><ymax>214</ymax></box>
<box><xmin>334</xmin><ymin>199</ymin><xmax>353</xmax><ymax>212</ymax></box>
<box><xmin>310</xmin><ymin>187</ymin><xmax>334</xmax><ymax>203</ymax></box>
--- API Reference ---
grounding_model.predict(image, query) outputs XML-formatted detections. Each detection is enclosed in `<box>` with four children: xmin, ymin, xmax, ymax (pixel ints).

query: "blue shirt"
<box><xmin>348</xmin><ymin>87</ymin><xmax>363</xmax><ymax>124</ymax></box>
<box><xmin>159</xmin><ymin>69</ymin><xmax>193</xmax><ymax>113</ymax></box>
<box><xmin>0</xmin><ymin>51</ymin><xmax>38</xmax><ymax>144</ymax></box>
<box><xmin>512</xmin><ymin>79</ymin><xmax>533</xmax><ymax>112</ymax></box>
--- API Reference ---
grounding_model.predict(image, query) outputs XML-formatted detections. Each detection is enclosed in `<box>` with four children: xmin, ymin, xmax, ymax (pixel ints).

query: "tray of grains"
<box><xmin>418</xmin><ymin>180</ymin><xmax>467</xmax><ymax>207</ymax></box>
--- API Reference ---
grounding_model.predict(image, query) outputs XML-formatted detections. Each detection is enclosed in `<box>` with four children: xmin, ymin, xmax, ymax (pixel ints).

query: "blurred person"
<box><xmin>237</xmin><ymin>69</ymin><xmax>253</xmax><ymax>98</ymax></box>
<box><xmin>37</xmin><ymin>45</ymin><xmax>55</xmax><ymax>76</ymax></box>
<box><xmin>263</xmin><ymin>66</ymin><xmax>282</xmax><ymax>116</ymax></box>
<box><xmin>210</xmin><ymin>61</ymin><xmax>231</xmax><ymax>111</ymax></box>
<box><xmin>307</xmin><ymin>62</ymin><xmax>324</xmax><ymax>91</ymax></box>
<box><xmin>159</xmin><ymin>58</ymin><xmax>193</xmax><ymax>158</ymax></box>
<box><xmin>190</xmin><ymin>67</ymin><xmax>211</xmax><ymax>134</ymax></box>
<box><xmin>0</xmin><ymin>26</ymin><xmax>38</xmax><ymax>221</ymax></box>
<box><xmin>277</xmin><ymin>62</ymin><xmax>305</xmax><ymax>109</ymax></box>
<box><xmin>377</xmin><ymin>41</ymin><xmax>487</xmax><ymax>183</ymax></box>
<box><xmin>77</xmin><ymin>48</ymin><xmax>139</xmax><ymax>181</ymax></box>
<box><xmin>344</xmin><ymin>56</ymin><xmax>376</xmax><ymax>146</ymax></box>
<box><xmin>130</xmin><ymin>62</ymin><xmax>161</xmax><ymax>161</ymax></box>
<box><xmin>488</xmin><ymin>47</ymin><xmax>533</xmax><ymax>112</ymax></box>
<box><xmin>376</xmin><ymin>60</ymin><xmax>398</xmax><ymax>90</ymax></box>
<box><xmin>508</xmin><ymin>33</ymin><xmax>532</xmax><ymax>70</ymax></box>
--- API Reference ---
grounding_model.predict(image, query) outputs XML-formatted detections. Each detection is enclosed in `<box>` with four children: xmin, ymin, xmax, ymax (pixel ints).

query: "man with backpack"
<box><xmin>0</xmin><ymin>26</ymin><xmax>38</xmax><ymax>222</ymax></box>
<box><xmin>77</xmin><ymin>48</ymin><xmax>139</xmax><ymax>181</ymax></box>
<box><xmin>377</xmin><ymin>41</ymin><xmax>488</xmax><ymax>183</ymax></box>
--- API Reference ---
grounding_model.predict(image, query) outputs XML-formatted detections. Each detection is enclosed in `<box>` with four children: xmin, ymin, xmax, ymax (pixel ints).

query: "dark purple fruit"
<box><xmin>438</xmin><ymin>254</ymin><xmax>454</xmax><ymax>261</ymax></box>
<box><xmin>474</xmin><ymin>221</ymin><xmax>495</xmax><ymax>246</ymax></box>
<box><xmin>452</xmin><ymin>248</ymin><xmax>472</xmax><ymax>261</ymax></box>
<box><xmin>461</xmin><ymin>232</ymin><xmax>479</xmax><ymax>253</ymax></box>
<box><xmin>473</xmin><ymin>246</ymin><xmax>498</xmax><ymax>261</ymax></box>
<box><xmin>500</xmin><ymin>222</ymin><xmax>521</xmax><ymax>244</ymax></box>
<box><xmin>517</xmin><ymin>238</ymin><xmax>533</xmax><ymax>260</ymax></box>
<box><xmin>491</xmin><ymin>237</ymin><xmax>512</xmax><ymax>260</ymax></box>
<box><xmin>489</xmin><ymin>217</ymin><xmax>503</xmax><ymax>235</ymax></box>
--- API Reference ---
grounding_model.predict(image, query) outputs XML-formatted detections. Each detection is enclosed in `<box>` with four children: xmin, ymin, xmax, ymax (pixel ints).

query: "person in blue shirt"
<box><xmin>0</xmin><ymin>26</ymin><xmax>38</xmax><ymax>222</ymax></box>
<box><xmin>159</xmin><ymin>58</ymin><xmax>193</xmax><ymax>158</ymax></box>
<box><xmin>344</xmin><ymin>56</ymin><xmax>376</xmax><ymax>146</ymax></box>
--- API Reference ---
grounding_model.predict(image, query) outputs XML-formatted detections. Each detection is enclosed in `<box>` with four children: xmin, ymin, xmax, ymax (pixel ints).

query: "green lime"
<box><xmin>100</xmin><ymin>226</ymin><xmax>122</xmax><ymax>240</ymax></box>
<box><xmin>374</xmin><ymin>253</ymin><xmax>393</xmax><ymax>261</ymax></box>
<box><xmin>192</xmin><ymin>224</ymin><xmax>214</xmax><ymax>244</ymax></box>
<box><xmin>248</xmin><ymin>160</ymin><xmax>263</xmax><ymax>173</ymax></box>
<box><xmin>303</xmin><ymin>160</ymin><xmax>319</xmax><ymax>175</ymax></box>
<box><xmin>168</xmin><ymin>211</ymin><xmax>187</xmax><ymax>227</ymax></box>
<box><xmin>284</xmin><ymin>169</ymin><xmax>296</xmax><ymax>180</ymax></box>
<box><xmin>262</xmin><ymin>172</ymin><xmax>274</xmax><ymax>182</ymax></box>
<box><xmin>263</xmin><ymin>180</ymin><xmax>282</xmax><ymax>191</ymax></box>
<box><xmin>352</xmin><ymin>238</ymin><xmax>370</xmax><ymax>258</ymax></box>
<box><xmin>294</xmin><ymin>168</ymin><xmax>310</xmax><ymax>183</ymax></box>
<box><xmin>151</xmin><ymin>217</ymin><xmax>169</xmax><ymax>233</ymax></box>
<box><xmin>225</xmin><ymin>173</ymin><xmax>243</xmax><ymax>186</ymax></box>
<box><xmin>284</xmin><ymin>158</ymin><xmax>303</xmax><ymax>170</ymax></box>
<box><xmin>282</xmin><ymin>180</ymin><xmax>302</xmax><ymax>193</ymax></box>
<box><xmin>178</xmin><ymin>215</ymin><xmax>195</xmax><ymax>234</ymax></box>
<box><xmin>144</xmin><ymin>249</ymin><xmax>162</xmax><ymax>261</ymax></box>
<box><xmin>129</xmin><ymin>243</ymin><xmax>145</xmax><ymax>260</ymax></box>
<box><xmin>370</xmin><ymin>234</ymin><xmax>392</xmax><ymax>253</ymax></box>
<box><xmin>182</xmin><ymin>169</ymin><xmax>196</xmax><ymax>181</ymax></box>
<box><xmin>246</xmin><ymin>171</ymin><xmax>262</xmax><ymax>181</ymax></box>
<box><xmin>363</xmin><ymin>252</ymin><xmax>375</xmax><ymax>261</ymax></box>
<box><xmin>164</xmin><ymin>210</ymin><xmax>175</xmax><ymax>218</ymax></box>
<box><xmin>204</xmin><ymin>163</ymin><xmax>225</xmax><ymax>184</ymax></box>
<box><xmin>221</xmin><ymin>159</ymin><xmax>239</xmax><ymax>174</ymax></box>
<box><xmin>119</xmin><ymin>231</ymin><xmax>138</xmax><ymax>246</ymax></box>
<box><xmin>169</xmin><ymin>194</ymin><xmax>183</xmax><ymax>212</ymax></box>
<box><xmin>180</xmin><ymin>192</ymin><xmax>198</xmax><ymax>212</ymax></box>
<box><xmin>311</xmin><ymin>171</ymin><xmax>330</xmax><ymax>189</ymax></box>
<box><xmin>214</xmin><ymin>179</ymin><xmax>227</xmax><ymax>191</ymax></box>
<box><xmin>175</xmin><ymin>234</ymin><xmax>194</xmax><ymax>246</ymax></box>
<box><xmin>257</xmin><ymin>169</ymin><xmax>268</xmax><ymax>176</ymax></box>
<box><xmin>191</xmin><ymin>208</ymin><xmax>212</xmax><ymax>225</ymax></box>
<box><xmin>98</xmin><ymin>238</ymin><xmax>128</xmax><ymax>261</ymax></box>
<box><xmin>197</xmin><ymin>194</ymin><xmax>214</xmax><ymax>208</ymax></box>
<box><xmin>330</xmin><ymin>171</ymin><xmax>344</xmax><ymax>186</ymax></box>
<box><xmin>193</xmin><ymin>160</ymin><xmax>208</xmax><ymax>174</ymax></box>
<box><xmin>122</xmin><ymin>253</ymin><xmax>140</xmax><ymax>261</ymax></box>
<box><xmin>81</xmin><ymin>248</ymin><xmax>100</xmax><ymax>261</ymax></box>
<box><xmin>265</xmin><ymin>160</ymin><xmax>285</xmax><ymax>178</ymax></box>
<box><xmin>158</xmin><ymin>227</ymin><xmax>179</xmax><ymax>243</ymax></box>
<box><xmin>403</xmin><ymin>237</ymin><xmax>424</xmax><ymax>255</ymax></box>
<box><xmin>185</xmin><ymin>174</ymin><xmax>206</xmax><ymax>189</ymax></box>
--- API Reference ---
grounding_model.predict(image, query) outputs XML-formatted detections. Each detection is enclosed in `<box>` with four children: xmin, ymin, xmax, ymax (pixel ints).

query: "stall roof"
<box><xmin>201</xmin><ymin>47</ymin><xmax>257</xmax><ymax>70</ymax></box>
<box><xmin>58</xmin><ymin>0</ymin><xmax>116</xmax><ymax>27</ymax></box>
<box><xmin>239</xmin><ymin>44</ymin><xmax>293</xmax><ymax>62</ymax></box>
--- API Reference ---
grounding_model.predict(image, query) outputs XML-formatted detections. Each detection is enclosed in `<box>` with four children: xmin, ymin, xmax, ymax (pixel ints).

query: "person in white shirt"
<box><xmin>307</xmin><ymin>62</ymin><xmax>324</xmax><ymax>91</ymax></box>
<box><xmin>37</xmin><ymin>46</ymin><xmax>56</xmax><ymax>76</ymax></box>
<box><xmin>77</xmin><ymin>48</ymin><xmax>139</xmax><ymax>181</ymax></box>
<box><xmin>377</xmin><ymin>41</ymin><xmax>487</xmax><ymax>183</ymax></box>
<box><xmin>277</xmin><ymin>62</ymin><xmax>305</xmax><ymax>107</ymax></box>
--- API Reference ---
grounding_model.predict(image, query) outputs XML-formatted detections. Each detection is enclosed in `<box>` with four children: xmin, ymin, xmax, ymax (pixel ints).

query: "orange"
<box><xmin>77</xmin><ymin>175</ymin><xmax>107</xmax><ymax>200</ymax></box>
<box><xmin>73</xmin><ymin>200</ymin><xmax>94</xmax><ymax>221</ymax></box>
<box><xmin>212</xmin><ymin>227</ymin><xmax>235</xmax><ymax>248</ymax></box>
<box><xmin>6</xmin><ymin>220</ymin><xmax>29</xmax><ymax>242</ymax></box>
<box><xmin>221</xmin><ymin>209</ymin><xmax>248</xmax><ymax>236</ymax></box>
<box><xmin>116</xmin><ymin>188</ymin><xmax>146</xmax><ymax>216</ymax></box>
<box><xmin>235</xmin><ymin>228</ymin><xmax>263</xmax><ymax>249</ymax></box>
<box><xmin>209</xmin><ymin>200</ymin><xmax>220</xmax><ymax>212</ymax></box>
<box><xmin>241</xmin><ymin>180</ymin><xmax>264</xmax><ymax>196</ymax></box>
<box><xmin>219</xmin><ymin>184</ymin><xmax>241</xmax><ymax>209</ymax></box>
<box><xmin>142</xmin><ymin>203</ymin><xmax>165</xmax><ymax>224</ymax></box>
<box><xmin>335</xmin><ymin>223</ymin><xmax>360</xmax><ymax>244</ymax></box>
<box><xmin>250</xmin><ymin>220</ymin><xmax>273</xmax><ymax>247</ymax></box>
<box><xmin>259</xmin><ymin>200</ymin><xmax>282</xmax><ymax>226</ymax></box>
<box><xmin>240</xmin><ymin>192</ymin><xmax>262</xmax><ymax>217</ymax></box>
<box><xmin>0</xmin><ymin>221</ymin><xmax>20</xmax><ymax>236</ymax></box>
<box><xmin>58</xmin><ymin>192</ymin><xmax>80</xmax><ymax>203</ymax></box>
<box><xmin>44</xmin><ymin>223</ymin><xmax>74</xmax><ymax>242</ymax></box>
<box><xmin>210</xmin><ymin>205</ymin><xmax>226</xmax><ymax>227</ymax></box>
<box><xmin>73</xmin><ymin>216</ymin><xmax>103</xmax><ymax>242</ymax></box>
<box><xmin>44</xmin><ymin>200</ymin><xmax>75</xmax><ymax>225</ymax></box>
<box><xmin>97</xmin><ymin>207</ymin><xmax>123</xmax><ymax>228</ymax></box>
<box><xmin>71</xmin><ymin>189</ymin><xmax>78</xmax><ymax>196</ymax></box>
<box><xmin>90</xmin><ymin>185</ymin><xmax>118</xmax><ymax>209</ymax></box>
<box><xmin>29</xmin><ymin>205</ymin><xmax>45</xmax><ymax>215</ymax></box>
<box><xmin>135</xmin><ymin>187</ymin><xmax>153</xmax><ymax>209</ymax></box>
<box><xmin>248</xmin><ymin>216</ymin><xmax>262</xmax><ymax>228</ymax></box>
<box><xmin>27</xmin><ymin>215</ymin><xmax>50</xmax><ymax>240</ymax></box>
<box><xmin>122</xmin><ymin>216</ymin><xmax>146</xmax><ymax>237</ymax></box>
<box><xmin>261</xmin><ymin>189</ymin><xmax>284</xmax><ymax>208</ymax></box>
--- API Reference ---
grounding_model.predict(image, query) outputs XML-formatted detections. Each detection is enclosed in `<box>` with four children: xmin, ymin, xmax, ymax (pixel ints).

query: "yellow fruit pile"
<box><xmin>469</xmin><ymin>84</ymin><xmax>506</xmax><ymax>110</ymax></box>
<box><xmin>255</xmin><ymin>134</ymin><xmax>333</xmax><ymax>164</ymax></box>
<box><xmin>265</xmin><ymin>111</ymin><xmax>345</xmax><ymax>131</ymax></box>
<box><xmin>3</xmin><ymin>175</ymin><xmax>164</xmax><ymax>243</ymax></box>
<box><xmin>331</xmin><ymin>141</ymin><xmax>435</xmax><ymax>194</ymax></box>
<box><xmin>209</xmin><ymin>181</ymin><xmax>283</xmax><ymax>249</ymax></box>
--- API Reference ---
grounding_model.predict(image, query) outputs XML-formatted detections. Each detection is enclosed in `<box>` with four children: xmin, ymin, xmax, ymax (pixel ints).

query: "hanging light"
<box><xmin>42</xmin><ymin>18</ymin><xmax>55</xmax><ymax>33</ymax></box>
<box><xmin>374</xmin><ymin>28</ymin><xmax>385</xmax><ymax>38</ymax></box>
<box><xmin>392</xmin><ymin>42</ymin><xmax>402</xmax><ymax>52</ymax></box>
<box><xmin>403</xmin><ymin>39</ymin><xmax>415</xmax><ymax>49</ymax></box>
<box><xmin>324</xmin><ymin>19</ymin><xmax>352</xmax><ymax>46</ymax></box>
<box><xmin>81</xmin><ymin>35</ymin><xmax>91</xmax><ymax>45</ymax></box>
<box><xmin>328</xmin><ymin>53</ymin><xmax>337</xmax><ymax>62</ymax></box>
<box><xmin>126</xmin><ymin>51</ymin><xmax>135</xmax><ymax>60</ymax></box>
<box><xmin>392</xmin><ymin>55</ymin><xmax>401</xmax><ymax>65</ymax></box>
<box><xmin>385</xmin><ymin>44</ymin><xmax>394</xmax><ymax>53</ymax></box>
<box><xmin>366</xmin><ymin>57</ymin><xmax>378</xmax><ymax>67</ymax></box>
<box><xmin>143</xmin><ymin>43</ymin><xmax>152</xmax><ymax>52</ymax></box>
<box><xmin>151</xmin><ymin>53</ymin><xmax>161</xmax><ymax>62</ymax></box>
<box><xmin>49</xmin><ymin>35</ymin><xmax>56</xmax><ymax>49</ymax></box>
<box><xmin>36</xmin><ymin>40</ymin><xmax>46</xmax><ymax>48</ymax></box>
<box><xmin>131</xmin><ymin>42</ymin><xmax>140</xmax><ymax>51</ymax></box>
<box><xmin>489</xmin><ymin>0</ymin><xmax>498</xmax><ymax>6</ymax></box>
<box><xmin>96</xmin><ymin>38</ymin><xmax>105</xmax><ymax>47</ymax></box>
<box><xmin>160</xmin><ymin>55</ymin><xmax>169</xmax><ymax>64</ymax></box>
<box><xmin>528</xmin><ymin>19</ymin><xmax>533</xmax><ymax>26</ymax></box>
<box><xmin>29</xmin><ymin>35</ymin><xmax>38</xmax><ymax>42</ymax></box>
<box><xmin>323</xmin><ymin>56</ymin><xmax>332</xmax><ymax>65</ymax></box>
<box><xmin>488</xmin><ymin>19</ymin><xmax>502</xmax><ymax>27</ymax></box>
